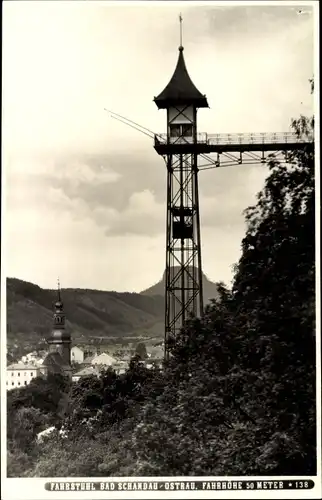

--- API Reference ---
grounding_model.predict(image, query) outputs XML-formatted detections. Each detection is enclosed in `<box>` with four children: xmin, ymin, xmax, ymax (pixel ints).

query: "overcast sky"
<box><xmin>3</xmin><ymin>1</ymin><xmax>314</xmax><ymax>292</ymax></box>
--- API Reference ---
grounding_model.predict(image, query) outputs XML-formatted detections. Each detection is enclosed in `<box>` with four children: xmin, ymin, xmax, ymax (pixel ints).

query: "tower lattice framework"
<box><xmin>164</xmin><ymin>147</ymin><xmax>204</xmax><ymax>352</ymax></box>
<box><xmin>153</xmin><ymin>42</ymin><xmax>313</xmax><ymax>362</ymax></box>
<box><xmin>154</xmin><ymin>45</ymin><xmax>209</xmax><ymax>359</ymax></box>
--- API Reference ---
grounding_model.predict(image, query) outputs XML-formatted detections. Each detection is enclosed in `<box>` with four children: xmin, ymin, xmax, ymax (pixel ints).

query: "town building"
<box><xmin>20</xmin><ymin>352</ymin><xmax>44</xmax><ymax>366</ymax></box>
<box><xmin>72</xmin><ymin>361</ymin><xmax>128</xmax><ymax>383</ymax></box>
<box><xmin>72</xmin><ymin>366</ymin><xmax>101</xmax><ymax>383</ymax></box>
<box><xmin>6</xmin><ymin>363</ymin><xmax>42</xmax><ymax>390</ymax></box>
<box><xmin>83</xmin><ymin>352</ymin><xmax>117</xmax><ymax>367</ymax></box>
<box><xmin>112</xmin><ymin>361</ymin><xmax>128</xmax><ymax>375</ymax></box>
<box><xmin>71</xmin><ymin>345</ymin><xmax>85</xmax><ymax>364</ymax></box>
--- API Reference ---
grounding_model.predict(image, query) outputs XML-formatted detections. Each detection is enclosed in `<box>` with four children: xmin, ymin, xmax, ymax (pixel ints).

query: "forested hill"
<box><xmin>7</xmin><ymin>270</ymin><xmax>220</xmax><ymax>347</ymax></box>
<box><xmin>6</xmin><ymin>278</ymin><xmax>165</xmax><ymax>345</ymax></box>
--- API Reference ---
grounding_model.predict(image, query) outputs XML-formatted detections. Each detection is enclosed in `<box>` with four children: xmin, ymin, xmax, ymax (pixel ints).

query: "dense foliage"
<box><xmin>7</xmin><ymin>113</ymin><xmax>316</xmax><ymax>477</ymax></box>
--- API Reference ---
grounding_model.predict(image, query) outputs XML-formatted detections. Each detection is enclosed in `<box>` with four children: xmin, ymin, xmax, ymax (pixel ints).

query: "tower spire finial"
<box><xmin>57</xmin><ymin>277</ymin><xmax>61</xmax><ymax>302</ymax></box>
<box><xmin>179</xmin><ymin>13</ymin><xmax>183</xmax><ymax>50</ymax></box>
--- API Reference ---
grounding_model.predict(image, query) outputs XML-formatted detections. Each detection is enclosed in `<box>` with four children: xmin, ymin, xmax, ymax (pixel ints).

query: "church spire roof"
<box><xmin>47</xmin><ymin>279</ymin><xmax>70</xmax><ymax>344</ymax></box>
<box><xmin>154</xmin><ymin>18</ymin><xmax>208</xmax><ymax>109</ymax></box>
<box><xmin>56</xmin><ymin>277</ymin><xmax>62</xmax><ymax>308</ymax></box>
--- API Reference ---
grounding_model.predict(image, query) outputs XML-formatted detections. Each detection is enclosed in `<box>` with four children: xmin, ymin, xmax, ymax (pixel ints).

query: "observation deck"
<box><xmin>154</xmin><ymin>132</ymin><xmax>313</xmax><ymax>155</ymax></box>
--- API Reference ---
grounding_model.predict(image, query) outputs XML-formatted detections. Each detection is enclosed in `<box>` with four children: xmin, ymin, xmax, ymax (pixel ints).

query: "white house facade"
<box><xmin>6</xmin><ymin>363</ymin><xmax>41</xmax><ymax>390</ymax></box>
<box><xmin>71</xmin><ymin>346</ymin><xmax>85</xmax><ymax>364</ymax></box>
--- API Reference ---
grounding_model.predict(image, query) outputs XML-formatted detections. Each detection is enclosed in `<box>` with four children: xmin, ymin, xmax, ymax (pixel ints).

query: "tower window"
<box><xmin>170</xmin><ymin>125</ymin><xmax>181</xmax><ymax>137</ymax></box>
<box><xmin>24</xmin><ymin>381</ymin><xmax>27</xmax><ymax>385</ymax></box>
<box><xmin>31</xmin><ymin>372</ymin><xmax>33</xmax><ymax>376</ymax></box>
<box><xmin>12</xmin><ymin>382</ymin><xmax>14</xmax><ymax>386</ymax></box>
<box><xmin>18</xmin><ymin>372</ymin><xmax>20</xmax><ymax>377</ymax></box>
<box><xmin>18</xmin><ymin>382</ymin><xmax>20</xmax><ymax>386</ymax></box>
<box><xmin>169</xmin><ymin>124</ymin><xmax>193</xmax><ymax>138</ymax></box>
<box><xmin>182</xmin><ymin>124</ymin><xmax>193</xmax><ymax>137</ymax></box>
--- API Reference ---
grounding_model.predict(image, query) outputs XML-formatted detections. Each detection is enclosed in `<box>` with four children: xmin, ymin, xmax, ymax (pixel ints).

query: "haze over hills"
<box><xmin>6</xmin><ymin>270</ymin><xmax>220</xmax><ymax>352</ymax></box>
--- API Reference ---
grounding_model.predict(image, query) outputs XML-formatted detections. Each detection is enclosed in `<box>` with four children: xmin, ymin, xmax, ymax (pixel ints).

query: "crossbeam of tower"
<box><xmin>155</xmin><ymin>131</ymin><xmax>313</xmax><ymax>169</ymax></box>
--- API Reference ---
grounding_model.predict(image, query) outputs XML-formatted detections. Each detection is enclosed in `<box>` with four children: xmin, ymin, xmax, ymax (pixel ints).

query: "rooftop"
<box><xmin>43</xmin><ymin>352</ymin><xmax>70</xmax><ymax>370</ymax></box>
<box><xmin>83</xmin><ymin>352</ymin><xmax>117</xmax><ymax>365</ymax></box>
<box><xmin>83</xmin><ymin>354</ymin><xmax>95</xmax><ymax>364</ymax></box>
<box><xmin>7</xmin><ymin>363</ymin><xmax>39</xmax><ymax>371</ymax></box>
<box><xmin>154</xmin><ymin>47</ymin><xmax>208</xmax><ymax>109</ymax></box>
<box><xmin>73</xmin><ymin>366</ymin><xmax>100</xmax><ymax>377</ymax></box>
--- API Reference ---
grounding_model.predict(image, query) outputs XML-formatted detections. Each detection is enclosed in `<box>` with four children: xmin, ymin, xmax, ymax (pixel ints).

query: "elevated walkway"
<box><xmin>154</xmin><ymin>132</ymin><xmax>313</xmax><ymax>155</ymax></box>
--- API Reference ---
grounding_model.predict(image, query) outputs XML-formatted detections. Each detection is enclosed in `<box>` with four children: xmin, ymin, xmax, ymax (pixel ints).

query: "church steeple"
<box><xmin>46</xmin><ymin>279</ymin><xmax>71</xmax><ymax>368</ymax></box>
<box><xmin>53</xmin><ymin>278</ymin><xmax>65</xmax><ymax>329</ymax></box>
<box><xmin>54</xmin><ymin>278</ymin><xmax>64</xmax><ymax>326</ymax></box>
<box><xmin>57</xmin><ymin>277</ymin><xmax>62</xmax><ymax>303</ymax></box>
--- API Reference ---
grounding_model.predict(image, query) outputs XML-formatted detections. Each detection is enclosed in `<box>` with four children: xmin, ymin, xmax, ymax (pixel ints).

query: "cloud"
<box><xmin>6</xmin><ymin>154</ymin><xmax>267</xmax><ymax>239</ymax></box>
<box><xmin>3</xmin><ymin>2</ymin><xmax>315</xmax><ymax>290</ymax></box>
<box><xmin>95</xmin><ymin>189</ymin><xmax>165</xmax><ymax>237</ymax></box>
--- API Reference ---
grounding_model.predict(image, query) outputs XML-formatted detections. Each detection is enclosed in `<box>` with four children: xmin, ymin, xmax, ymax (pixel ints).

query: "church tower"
<box><xmin>44</xmin><ymin>280</ymin><xmax>72</xmax><ymax>376</ymax></box>
<box><xmin>47</xmin><ymin>282</ymin><xmax>71</xmax><ymax>365</ymax></box>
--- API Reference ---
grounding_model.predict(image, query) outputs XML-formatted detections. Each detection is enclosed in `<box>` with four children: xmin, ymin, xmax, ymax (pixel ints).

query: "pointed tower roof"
<box><xmin>47</xmin><ymin>280</ymin><xmax>70</xmax><ymax>344</ymax></box>
<box><xmin>55</xmin><ymin>278</ymin><xmax>63</xmax><ymax>310</ymax></box>
<box><xmin>154</xmin><ymin>47</ymin><xmax>208</xmax><ymax>109</ymax></box>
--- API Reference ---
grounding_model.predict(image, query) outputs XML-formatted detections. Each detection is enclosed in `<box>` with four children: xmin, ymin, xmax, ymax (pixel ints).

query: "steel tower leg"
<box><xmin>164</xmin><ymin>152</ymin><xmax>204</xmax><ymax>360</ymax></box>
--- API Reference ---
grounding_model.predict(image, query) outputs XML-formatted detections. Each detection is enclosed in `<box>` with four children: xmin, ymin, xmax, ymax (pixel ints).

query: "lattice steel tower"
<box><xmin>154</xmin><ymin>39</ymin><xmax>208</xmax><ymax>358</ymax></box>
<box><xmin>153</xmin><ymin>21</ymin><xmax>313</xmax><ymax>361</ymax></box>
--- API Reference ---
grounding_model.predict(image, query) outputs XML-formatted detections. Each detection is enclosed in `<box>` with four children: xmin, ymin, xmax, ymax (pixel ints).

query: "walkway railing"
<box><xmin>155</xmin><ymin>132</ymin><xmax>312</xmax><ymax>146</ymax></box>
<box><xmin>207</xmin><ymin>132</ymin><xmax>309</xmax><ymax>145</ymax></box>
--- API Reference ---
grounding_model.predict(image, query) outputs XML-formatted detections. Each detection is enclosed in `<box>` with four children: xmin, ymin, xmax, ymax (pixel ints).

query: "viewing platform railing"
<box><xmin>155</xmin><ymin>132</ymin><xmax>312</xmax><ymax>146</ymax></box>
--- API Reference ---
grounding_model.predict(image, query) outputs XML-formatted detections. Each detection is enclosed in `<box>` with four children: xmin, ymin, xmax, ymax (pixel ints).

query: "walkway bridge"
<box><xmin>154</xmin><ymin>132</ymin><xmax>314</xmax><ymax>168</ymax></box>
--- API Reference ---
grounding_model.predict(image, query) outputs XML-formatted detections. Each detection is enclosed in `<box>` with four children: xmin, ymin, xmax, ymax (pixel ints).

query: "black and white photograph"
<box><xmin>1</xmin><ymin>1</ymin><xmax>320</xmax><ymax>498</ymax></box>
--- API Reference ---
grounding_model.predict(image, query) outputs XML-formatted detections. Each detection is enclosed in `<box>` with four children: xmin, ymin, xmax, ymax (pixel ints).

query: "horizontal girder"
<box><xmin>154</xmin><ymin>131</ymin><xmax>313</xmax><ymax>155</ymax></box>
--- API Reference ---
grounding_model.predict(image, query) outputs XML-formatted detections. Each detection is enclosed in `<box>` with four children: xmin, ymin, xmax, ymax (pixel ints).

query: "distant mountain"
<box><xmin>141</xmin><ymin>266</ymin><xmax>220</xmax><ymax>303</ymax></box>
<box><xmin>6</xmin><ymin>278</ymin><xmax>165</xmax><ymax>350</ymax></box>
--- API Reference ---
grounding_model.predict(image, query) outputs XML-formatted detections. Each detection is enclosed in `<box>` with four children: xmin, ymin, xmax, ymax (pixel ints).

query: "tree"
<box><xmin>132</xmin><ymin>111</ymin><xmax>316</xmax><ymax>475</ymax></box>
<box><xmin>7</xmin><ymin>406</ymin><xmax>50</xmax><ymax>456</ymax></box>
<box><xmin>7</xmin><ymin>373</ymin><xmax>71</xmax><ymax>426</ymax></box>
<box><xmin>228</xmin><ymin>113</ymin><xmax>316</xmax><ymax>474</ymax></box>
<box><xmin>135</xmin><ymin>342</ymin><xmax>148</xmax><ymax>360</ymax></box>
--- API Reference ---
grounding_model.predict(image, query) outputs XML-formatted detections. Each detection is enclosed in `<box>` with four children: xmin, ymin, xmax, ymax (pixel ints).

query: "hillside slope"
<box><xmin>6</xmin><ymin>278</ymin><xmax>164</xmax><ymax>347</ymax></box>
<box><xmin>6</xmin><ymin>269</ymin><xmax>219</xmax><ymax>352</ymax></box>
